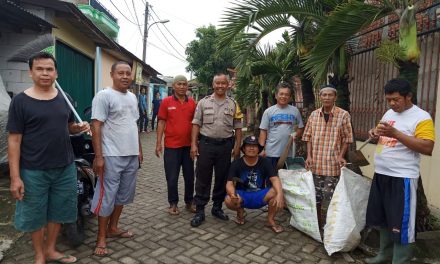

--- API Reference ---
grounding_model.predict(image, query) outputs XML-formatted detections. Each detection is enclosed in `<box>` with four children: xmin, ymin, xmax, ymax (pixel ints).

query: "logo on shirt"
<box><xmin>270</xmin><ymin>114</ymin><xmax>295</xmax><ymax>125</ymax></box>
<box><xmin>378</xmin><ymin>120</ymin><xmax>397</xmax><ymax>147</ymax></box>
<box><xmin>168</xmin><ymin>106</ymin><xmax>176</xmax><ymax>111</ymax></box>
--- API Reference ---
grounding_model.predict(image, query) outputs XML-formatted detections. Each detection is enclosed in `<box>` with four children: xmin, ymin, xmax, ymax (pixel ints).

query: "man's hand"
<box><xmin>270</xmin><ymin>194</ymin><xmax>284</xmax><ymax>211</ymax></box>
<box><xmin>70</xmin><ymin>121</ymin><xmax>91</xmax><ymax>134</ymax></box>
<box><xmin>93</xmin><ymin>156</ymin><xmax>105</xmax><ymax>177</ymax></box>
<box><xmin>368</xmin><ymin>127</ymin><xmax>380</xmax><ymax>139</ymax></box>
<box><xmin>376</xmin><ymin>121</ymin><xmax>398</xmax><ymax>138</ymax></box>
<box><xmin>259</xmin><ymin>149</ymin><xmax>266</xmax><ymax>157</ymax></box>
<box><xmin>305</xmin><ymin>156</ymin><xmax>313</xmax><ymax>170</ymax></box>
<box><xmin>138</xmin><ymin>152</ymin><xmax>143</xmax><ymax>165</ymax></box>
<box><xmin>10</xmin><ymin>178</ymin><xmax>25</xmax><ymax>201</ymax></box>
<box><xmin>155</xmin><ymin>143</ymin><xmax>163</xmax><ymax>158</ymax></box>
<box><xmin>337</xmin><ymin>156</ymin><xmax>347</xmax><ymax>168</ymax></box>
<box><xmin>232</xmin><ymin>147</ymin><xmax>240</xmax><ymax>160</ymax></box>
<box><xmin>190</xmin><ymin>144</ymin><xmax>199</xmax><ymax>160</ymax></box>
<box><xmin>230</xmin><ymin>193</ymin><xmax>241</xmax><ymax>208</ymax></box>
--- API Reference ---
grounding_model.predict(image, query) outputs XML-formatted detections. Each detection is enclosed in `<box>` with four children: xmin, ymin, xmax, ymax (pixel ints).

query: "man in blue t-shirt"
<box><xmin>138</xmin><ymin>87</ymin><xmax>148</xmax><ymax>132</ymax></box>
<box><xmin>224</xmin><ymin>135</ymin><xmax>285</xmax><ymax>233</ymax></box>
<box><xmin>151</xmin><ymin>92</ymin><xmax>162</xmax><ymax>130</ymax></box>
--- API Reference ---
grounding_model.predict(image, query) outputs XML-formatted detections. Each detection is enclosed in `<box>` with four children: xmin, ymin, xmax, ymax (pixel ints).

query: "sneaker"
<box><xmin>211</xmin><ymin>207</ymin><xmax>229</xmax><ymax>221</ymax></box>
<box><xmin>190</xmin><ymin>213</ymin><xmax>205</xmax><ymax>227</ymax></box>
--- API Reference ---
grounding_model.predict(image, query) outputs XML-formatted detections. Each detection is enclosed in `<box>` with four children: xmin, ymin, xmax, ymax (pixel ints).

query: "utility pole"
<box><xmin>142</xmin><ymin>1</ymin><xmax>149</xmax><ymax>63</ymax></box>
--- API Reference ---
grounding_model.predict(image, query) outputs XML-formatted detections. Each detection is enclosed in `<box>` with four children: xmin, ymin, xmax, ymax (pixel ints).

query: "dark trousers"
<box><xmin>151</xmin><ymin>112</ymin><xmax>158</xmax><ymax>130</ymax></box>
<box><xmin>163</xmin><ymin>147</ymin><xmax>194</xmax><ymax>205</ymax></box>
<box><xmin>138</xmin><ymin>112</ymin><xmax>148</xmax><ymax>131</ymax></box>
<box><xmin>194</xmin><ymin>138</ymin><xmax>233</xmax><ymax>211</ymax></box>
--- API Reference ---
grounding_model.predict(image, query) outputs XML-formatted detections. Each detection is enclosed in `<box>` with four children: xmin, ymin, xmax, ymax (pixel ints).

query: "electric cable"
<box><xmin>150</xmin><ymin>7</ymin><xmax>186</xmax><ymax>49</ymax></box>
<box><xmin>108</xmin><ymin>0</ymin><xmax>138</xmax><ymax>26</ymax></box>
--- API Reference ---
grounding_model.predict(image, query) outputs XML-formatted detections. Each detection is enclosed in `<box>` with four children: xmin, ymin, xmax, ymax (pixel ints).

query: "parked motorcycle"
<box><xmin>63</xmin><ymin>108</ymin><xmax>96</xmax><ymax>247</ymax></box>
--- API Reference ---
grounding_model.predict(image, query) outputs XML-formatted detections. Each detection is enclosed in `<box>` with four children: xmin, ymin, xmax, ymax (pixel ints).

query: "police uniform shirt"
<box><xmin>192</xmin><ymin>94</ymin><xmax>243</xmax><ymax>139</ymax></box>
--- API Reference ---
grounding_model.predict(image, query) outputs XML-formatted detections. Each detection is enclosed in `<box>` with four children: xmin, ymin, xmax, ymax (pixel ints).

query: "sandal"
<box><xmin>46</xmin><ymin>254</ymin><xmax>77</xmax><ymax>263</ymax></box>
<box><xmin>185</xmin><ymin>202</ymin><xmax>196</xmax><ymax>213</ymax></box>
<box><xmin>233</xmin><ymin>210</ymin><xmax>246</xmax><ymax>225</ymax></box>
<box><xmin>93</xmin><ymin>246</ymin><xmax>108</xmax><ymax>257</ymax></box>
<box><xmin>106</xmin><ymin>229</ymin><xmax>134</xmax><ymax>238</ymax></box>
<box><xmin>168</xmin><ymin>205</ymin><xmax>180</xmax><ymax>215</ymax></box>
<box><xmin>265</xmin><ymin>223</ymin><xmax>284</xmax><ymax>233</ymax></box>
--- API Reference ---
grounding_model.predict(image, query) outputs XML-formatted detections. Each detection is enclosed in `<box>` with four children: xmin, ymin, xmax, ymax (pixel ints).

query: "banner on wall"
<box><xmin>135</xmin><ymin>61</ymin><xmax>143</xmax><ymax>85</ymax></box>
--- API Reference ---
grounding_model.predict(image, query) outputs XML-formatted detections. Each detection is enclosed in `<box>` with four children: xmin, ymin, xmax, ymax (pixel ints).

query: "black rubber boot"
<box><xmin>392</xmin><ymin>243</ymin><xmax>413</xmax><ymax>264</ymax></box>
<box><xmin>365</xmin><ymin>229</ymin><xmax>393</xmax><ymax>264</ymax></box>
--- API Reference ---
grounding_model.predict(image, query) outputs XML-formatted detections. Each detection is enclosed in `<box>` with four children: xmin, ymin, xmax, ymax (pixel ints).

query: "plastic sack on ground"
<box><xmin>323</xmin><ymin>167</ymin><xmax>371</xmax><ymax>255</ymax></box>
<box><xmin>0</xmin><ymin>75</ymin><xmax>11</xmax><ymax>163</ymax></box>
<box><xmin>279</xmin><ymin>169</ymin><xmax>322</xmax><ymax>242</ymax></box>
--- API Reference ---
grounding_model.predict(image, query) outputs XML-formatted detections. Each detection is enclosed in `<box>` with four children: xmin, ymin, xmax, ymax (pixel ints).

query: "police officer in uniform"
<box><xmin>190</xmin><ymin>73</ymin><xmax>243</xmax><ymax>227</ymax></box>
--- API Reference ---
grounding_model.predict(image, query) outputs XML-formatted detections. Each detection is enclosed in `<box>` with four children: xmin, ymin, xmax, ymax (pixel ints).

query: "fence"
<box><xmin>348</xmin><ymin>2</ymin><xmax>440</xmax><ymax>140</ymax></box>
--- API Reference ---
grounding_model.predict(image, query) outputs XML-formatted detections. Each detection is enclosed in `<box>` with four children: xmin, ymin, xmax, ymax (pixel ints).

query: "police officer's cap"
<box><xmin>241</xmin><ymin>135</ymin><xmax>263</xmax><ymax>153</ymax></box>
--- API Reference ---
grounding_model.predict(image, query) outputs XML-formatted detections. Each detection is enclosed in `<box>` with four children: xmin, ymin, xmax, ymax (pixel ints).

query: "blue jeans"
<box><xmin>164</xmin><ymin>147</ymin><xmax>194</xmax><ymax>205</ymax></box>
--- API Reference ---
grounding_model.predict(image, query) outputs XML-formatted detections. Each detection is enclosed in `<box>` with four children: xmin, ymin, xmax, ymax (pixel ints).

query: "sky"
<box><xmin>98</xmin><ymin>0</ymin><xmax>283</xmax><ymax>79</ymax></box>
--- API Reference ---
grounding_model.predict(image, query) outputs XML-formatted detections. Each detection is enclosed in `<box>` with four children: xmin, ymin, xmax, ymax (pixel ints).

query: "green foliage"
<box><xmin>301</xmin><ymin>1</ymin><xmax>393</xmax><ymax>85</ymax></box>
<box><xmin>375</xmin><ymin>40</ymin><xmax>406</xmax><ymax>67</ymax></box>
<box><xmin>185</xmin><ymin>25</ymin><xmax>235</xmax><ymax>87</ymax></box>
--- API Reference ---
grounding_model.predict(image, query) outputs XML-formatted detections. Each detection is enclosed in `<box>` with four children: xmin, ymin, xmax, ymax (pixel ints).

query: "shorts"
<box><xmin>366</xmin><ymin>173</ymin><xmax>417</xmax><ymax>244</ymax></box>
<box><xmin>15</xmin><ymin>163</ymin><xmax>77</xmax><ymax>232</ymax></box>
<box><xmin>91</xmin><ymin>156</ymin><xmax>138</xmax><ymax>217</ymax></box>
<box><xmin>236</xmin><ymin>188</ymin><xmax>271</xmax><ymax>209</ymax></box>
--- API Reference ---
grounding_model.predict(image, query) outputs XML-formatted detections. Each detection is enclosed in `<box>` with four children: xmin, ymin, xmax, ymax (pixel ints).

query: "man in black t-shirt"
<box><xmin>224</xmin><ymin>135</ymin><xmax>285</xmax><ymax>233</ymax></box>
<box><xmin>7</xmin><ymin>52</ymin><xmax>89</xmax><ymax>264</ymax></box>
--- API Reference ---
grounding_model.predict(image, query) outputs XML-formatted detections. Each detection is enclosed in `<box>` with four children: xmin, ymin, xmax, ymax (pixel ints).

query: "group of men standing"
<box><xmin>6</xmin><ymin>51</ymin><xmax>435</xmax><ymax>264</ymax></box>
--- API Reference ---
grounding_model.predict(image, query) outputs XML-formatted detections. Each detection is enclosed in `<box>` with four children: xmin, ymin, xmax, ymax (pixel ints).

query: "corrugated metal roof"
<box><xmin>0</xmin><ymin>0</ymin><xmax>54</xmax><ymax>31</ymax></box>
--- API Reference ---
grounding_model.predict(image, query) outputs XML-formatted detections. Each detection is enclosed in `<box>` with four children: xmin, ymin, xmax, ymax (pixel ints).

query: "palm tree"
<box><xmin>218</xmin><ymin>0</ymin><xmax>325</xmax><ymax>114</ymax></box>
<box><xmin>232</xmin><ymin>33</ymin><xmax>301</xmax><ymax>131</ymax></box>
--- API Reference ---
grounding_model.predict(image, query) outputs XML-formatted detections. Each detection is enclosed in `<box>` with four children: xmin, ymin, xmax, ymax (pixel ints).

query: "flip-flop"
<box><xmin>47</xmin><ymin>254</ymin><xmax>77</xmax><ymax>263</ymax></box>
<box><xmin>93</xmin><ymin>246</ymin><xmax>108</xmax><ymax>257</ymax></box>
<box><xmin>106</xmin><ymin>229</ymin><xmax>134</xmax><ymax>238</ymax></box>
<box><xmin>265</xmin><ymin>224</ymin><xmax>284</xmax><ymax>233</ymax></box>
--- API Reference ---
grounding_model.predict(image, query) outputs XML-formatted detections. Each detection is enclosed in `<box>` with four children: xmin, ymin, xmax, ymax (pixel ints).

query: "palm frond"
<box><xmin>301</xmin><ymin>1</ymin><xmax>393</xmax><ymax>85</ymax></box>
<box><xmin>218</xmin><ymin>0</ymin><xmax>325</xmax><ymax>48</ymax></box>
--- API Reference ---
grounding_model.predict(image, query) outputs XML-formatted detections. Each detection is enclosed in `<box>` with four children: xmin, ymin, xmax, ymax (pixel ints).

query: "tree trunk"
<box><xmin>300</xmin><ymin>77</ymin><xmax>316</xmax><ymax>119</ymax></box>
<box><xmin>397</xmin><ymin>60</ymin><xmax>419</xmax><ymax>104</ymax></box>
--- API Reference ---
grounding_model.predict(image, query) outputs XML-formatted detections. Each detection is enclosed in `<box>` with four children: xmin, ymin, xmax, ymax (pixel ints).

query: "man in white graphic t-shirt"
<box><xmin>365</xmin><ymin>78</ymin><xmax>435</xmax><ymax>264</ymax></box>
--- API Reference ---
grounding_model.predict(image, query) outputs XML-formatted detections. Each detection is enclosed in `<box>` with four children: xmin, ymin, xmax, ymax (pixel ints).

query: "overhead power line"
<box><xmin>148</xmin><ymin>15</ymin><xmax>186</xmax><ymax>60</ymax></box>
<box><xmin>108</xmin><ymin>0</ymin><xmax>138</xmax><ymax>26</ymax></box>
<box><xmin>149</xmin><ymin>42</ymin><xmax>187</xmax><ymax>62</ymax></box>
<box><xmin>150</xmin><ymin>7</ymin><xmax>186</xmax><ymax>50</ymax></box>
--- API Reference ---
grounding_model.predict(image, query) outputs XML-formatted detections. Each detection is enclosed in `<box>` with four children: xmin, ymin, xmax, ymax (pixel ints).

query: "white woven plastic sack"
<box><xmin>0</xmin><ymin>75</ymin><xmax>11</xmax><ymax>163</ymax></box>
<box><xmin>279</xmin><ymin>169</ymin><xmax>322</xmax><ymax>242</ymax></box>
<box><xmin>323</xmin><ymin>167</ymin><xmax>371</xmax><ymax>255</ymax></box>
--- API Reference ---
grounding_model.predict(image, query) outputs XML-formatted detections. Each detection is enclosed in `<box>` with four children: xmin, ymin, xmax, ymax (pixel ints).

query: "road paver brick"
<box><xmin>2</xmin><ymin>133</ymin><xmax>367</xmax><ymax>263</ymax></box>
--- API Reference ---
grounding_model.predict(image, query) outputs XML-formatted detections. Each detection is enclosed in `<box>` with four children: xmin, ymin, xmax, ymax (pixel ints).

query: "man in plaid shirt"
<box><xmin>302</xmin><ymin>84</ymin><xmax>353</xmax><ymax>233</ymax></box>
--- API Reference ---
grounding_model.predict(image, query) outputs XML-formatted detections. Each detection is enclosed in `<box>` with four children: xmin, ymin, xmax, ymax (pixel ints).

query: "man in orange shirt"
<box><xmin>155</xmin><ymin>75</ymin><xmax>196</xmax><ymax>215</ymax></box>
<box><xmin>302</xmin><ymin>84</ymin><xmax>353</xmax><ymax>233</ymax></box>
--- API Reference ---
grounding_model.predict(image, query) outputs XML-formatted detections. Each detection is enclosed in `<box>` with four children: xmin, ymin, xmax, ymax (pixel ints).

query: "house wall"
<box><xmin>0</xmin><ymin>26</ymin><xmax>42</xmax><ymax>95</ymax></box>
<box><xmin>52</xmin><ymin>18</ymin><xmax>95</xmax><ymax>59</ymax></box>
<box><xmin>101</xmin><ymin>51</ymin><xmax>116</xmax><ymax>89</ymax></box>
